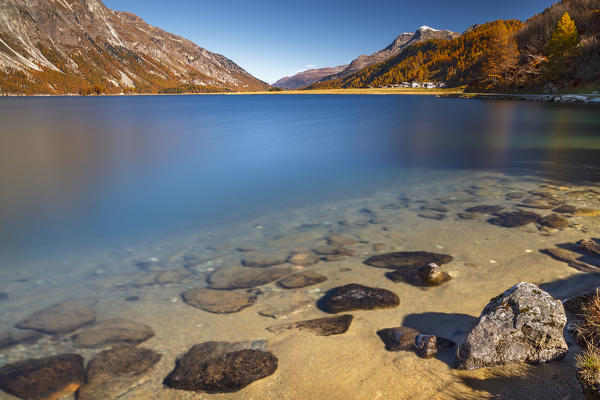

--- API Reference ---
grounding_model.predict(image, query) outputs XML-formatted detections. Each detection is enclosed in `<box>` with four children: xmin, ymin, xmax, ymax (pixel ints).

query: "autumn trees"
<box><xmin>544</xmin><ymin>12</ymin><xmax>580</xmax><ymax>78</ymax></box>
<box><xmin>481</xmin><ymin>23</ymin><xmax>520</xmax><ymax>87</ymax></box>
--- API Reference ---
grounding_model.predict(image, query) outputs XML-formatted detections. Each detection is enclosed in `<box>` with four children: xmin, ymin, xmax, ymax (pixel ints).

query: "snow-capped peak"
<box><xmin>418</xmin><ymin>25</ymin><xmax>439</xmax><ymax>32</ymax></box>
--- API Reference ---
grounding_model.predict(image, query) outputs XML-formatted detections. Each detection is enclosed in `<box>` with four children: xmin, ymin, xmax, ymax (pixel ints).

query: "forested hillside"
<box><xmin>307</xmin><ymin>0</ymin><xmax>600</xmax><ymax>92</ymax></box>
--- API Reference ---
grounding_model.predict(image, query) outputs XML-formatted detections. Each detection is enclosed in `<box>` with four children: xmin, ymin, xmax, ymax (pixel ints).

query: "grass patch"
<box><xmin>578</xmin><ymin>289</ymin><xmax>600</xmax><ymax>347</ymax></box>
<box><xmin>576</xmin><ymin>348</ymin><xmax>600</xmax><ymax>387</ymax></box>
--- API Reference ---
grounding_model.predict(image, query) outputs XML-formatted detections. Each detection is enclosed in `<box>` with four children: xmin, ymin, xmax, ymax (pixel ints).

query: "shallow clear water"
<box><xmin>1</xmin><ymin>95</ymin><xmax>600</xmax><ymax>399</ymax></box>
<box><xmin>1</xmin><ymin>95</ymin><xmax>599</xmax><ymax>263</ymax></box>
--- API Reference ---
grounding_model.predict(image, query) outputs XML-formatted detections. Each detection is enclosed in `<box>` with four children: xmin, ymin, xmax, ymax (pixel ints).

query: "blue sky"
<box><xmin>104</xmin><ymin>0</ymin><xmax>556</xmax><ymax>84</ymax></box>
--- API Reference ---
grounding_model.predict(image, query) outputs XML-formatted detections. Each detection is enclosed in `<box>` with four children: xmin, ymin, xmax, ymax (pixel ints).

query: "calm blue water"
<box><xmin>0</xmin><ymin>95</ymin><xmax>599</xmax><ymax>263</ymax></box>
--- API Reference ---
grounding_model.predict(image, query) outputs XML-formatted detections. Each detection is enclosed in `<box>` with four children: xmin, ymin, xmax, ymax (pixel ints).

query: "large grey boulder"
<box><xmin>457</xmin><ymin>282</ymin><xmax>568</xmax><ymax>369</ymax></box>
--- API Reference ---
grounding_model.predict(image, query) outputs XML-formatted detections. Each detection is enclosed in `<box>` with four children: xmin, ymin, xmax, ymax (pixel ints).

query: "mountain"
<box><xmin>307</xmin><ymin>0</ymin><xmax>599</xmax><ymax>92</ymax></box>
<box><xmin>0</xmin><ymin>0</ymin><xmax>269</xmax><ymax>94</ymax></box>
<box><xmin>319</xmin><ymin>26</ymin><xmax>459</xmax><ymax>82</ymax></box>
<box><xmin>273</xmin><ymin>65</ymin><xmax>347</xmax><ymax>89</ymax></box>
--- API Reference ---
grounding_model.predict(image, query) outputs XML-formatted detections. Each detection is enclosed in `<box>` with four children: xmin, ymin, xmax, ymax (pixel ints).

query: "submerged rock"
<box><xmin>163</xmin><ymin>341</ymin><xmax>277</xmax><ymax>393</ymax></box>
<box><xmin>79</xmin><ymin>346</ymin><xmax>161</xmax><ymax>400</ymax></box>
<box><xmin>377</xmin><ymin>327</ymin><xmax>455</xmax><ymax>359</ymax></box>
<box><xmin>242</xmin><ymin>251</ymin><xmax>288</xmax><ymax>268</ymax></box>
<box><xmin>488</xmin><ymin>210</ymin><xmax>541</xmax><ymax>228</ymax></box>
<box><xmin>258</xmin><ymin>299</ymin><xmax>312</xmax><ymax>319</ymax></box>
<box><xmin>182</xmin><ymin>288</ymin><xmax>258</xmax><ymax>314</ymax></box>
<box><xmin>0</xmin><ymin>292</ymin><xmax>7</xmax><ymax>301</ymax></box>
<box><xmin>364</xmin><ymin>251</ymin><xmax>453</xmax><ymax>269</ymax></box>
<box><xmin>313</xmin><ymin>244</ymin><xmax>355</xmax><ymax>256</ymax></box>
<box><xmin>553</xmin><ymin>204</ymin><xmax>578</xmax><ymax>214</ymax></box>
<box><xmin>387</xmin><ymin>263</ymin><xmax>452</xmax><ymax>287</ymax></box>
<box><xmin>577</xmin><ymin>239</ymin><xmax>600</xmax><ymax>257</ymax></box>
<box><xmin>421</xmin><ymin>204</ymin><xmax>450</xmax><ymax>213</ymax></box>
<box><xmin>418</xmin><ymin>211</ymin><xmax>447</xmax><ymax>220</ymax></box>
<box><xmin>465</xmin><ymin>205</ymin><xmax>503</xmax><ymax>214</ymax></box>
<box><xmin>321</xmin><ymin>284</ymin><xmax>399</xmax><ymax>313</ymax></box>
<box><xmin>74</xmin><ymin>319</ymin><xmax>155</xmax><ymax>348</ymax></box>
<box><xmin>267</xmin><ymin>315</ymin><xmax>353</xmax><ymax>336</ymax></box>
<box><xmin>457</xmin><ymin>282</ymin><xmax>568</xmax><ymax>370</ymax></box>
<box><xmin>276</xmin><ymin>271</ymin><xmax>327</xmax><ymax>289</ymax></box>
<box><xmin>517</xmin><ymin>198</ymin><xmax>562</xmax><ymax>209</ymax></box>
<box><xmin>132</xmin><ymin>269</ymin><xmax>190</xmax><ymax>286</ymax></box>
<box><xmin>287</xmin><ymin>252</ymin><xmax>320</xmax><ymax>266</ymax></box>
<box><xmin>207</xmin><ymin>265</ymin><xmax>293</xmax><ymax>290</ymax></box>
<box><xmin>0</xmin><ymin>330</ymin><xmax>43</xmax><ymax>350</ymax></box>
<box><xmin>0</xmin><ymin>354</ymin><xmax>84</xmax><ymax>400</ymax></box>
<box><xmin>539</xmin><ymin>214</ymin><xmax>570</xmax><ymax>230</ymax></box>
<box><xmin>327</xmin><ymin>235</ymin><xmax>357</xmax><ymax>247</ymax></box>
<box><xmin>16</xmin><ymin>300</ymin><xmax>95</xmax><ymax>334</ymax></box>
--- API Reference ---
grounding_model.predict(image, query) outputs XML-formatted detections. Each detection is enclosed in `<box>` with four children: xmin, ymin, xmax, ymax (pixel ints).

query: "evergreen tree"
<box><xmin>545</xmin><ymin>12</ymin><xmax>579</xmax><ymax>59</ymax></box>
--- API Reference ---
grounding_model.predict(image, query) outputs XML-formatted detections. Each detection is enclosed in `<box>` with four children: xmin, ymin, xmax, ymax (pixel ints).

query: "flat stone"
<box><xmin>465</xmin><ymin>205</ymin><xmax>503</xmax><ymax>214</ymax></box>
<box><xmin>242</xmin><ymin>251</ymin><xmax>288</xmax><ymax>268</ymax></box>
<box><xmin>207</xmin><ymin>265</ymin><xmax>293</xmax><ymax>290</ymax></box>
<box><xmin>276</xmin><ymin>271</ymin><xmax>327</xmax><ymax>289</ymax></box>
<box><xmin>74</xmin><ymin>319</ymin><xmax>155</xmax><ymax>348</ymax></box>
<box><xmin>553</xmin><ymin>204</ymin><xmax>578</xmax><ymax>214</ymax></box>
<box><xmin>321</xmin><ymin>284</ymin><xmax>399</xmax><ymax>313</ymax></box>
<box><xmin>488</xmin><ymin>210</ymin><xmax>541</xmax><ymax>227</ymax></box>
<box><xmin>364</xmin><ymin>251</ymin><xmax>453</xmax><ymax>270</ymax></box>
<box><xmin>327</xmin><ymin>235</ymin><xmax>357</xmax><ymax>246</ymax></box>
<box><xmin>133</xmin><ymin>269</ymin><xmax>191</xmax><ymax>286</ymax></box>
<box><xmin>421</xmin><ymin>204</ymin><xmax>450</xmax><ymax>213</ymax></box>
<box><xmin>457</xmin><ymin>212</ymin><xmax>478</xmax><ymax>220</ymax></box>
<box><xmin>79</xmin><ymin>346</ymin><xmax>161</xmax><ymax>400</ymax></box>
<box><xmin>313</xmin><ymin>244</ymin><xmax>355</xmax><ymax>256</ymax></box>
<box><xmin>377</xmin><ymin>327</ymin><xmax>419</xmax><ymax>351</ymax></box>
<box><xmin>540</xmin><ymin>214</ymin><xmax>570</xmax><ymax>230</ymax></box>
<box><xmin>267</xmin><ymin>315</ymin><xmax>353</xmax><ymax>336</ymax></box>
<box><xmin>0</xmin><ymin>354</ymin><xmax>84</xmax><ymax>400</ymax></box>
<box><xmin>457</xmin><ymin>282</ymin><xmax>568</xmax><ymax>369</ymax></box>
<box><xmin>163</xmin><ymin>341</ymin><xmax>277</xmax><ymax>393</ymax></box>
<box><xmin>387</xmin><ymin>263</ymin><xmax>452</xmax><ymax>287</ymax></box>
<box><xmin>182</xmin><ymin>288</ymin><xmax>258</xmax><ymax>314</ymax></box>
<box><xmin>16</xmin><ymin>300</ymin><xmax>95</xmax><ymax>334</ymax></box>
<box><xmin>518</xmin><ymin>198</ymin><xmax>562</xmax><ymax>209</ymax></box>
<box><xmin>258</xmin><ymin>299</ymin><xmax>312</xmax><ymax>319</ymax></box>
<box><xmin>287</xmin><ymin>252</ymin><xmax>320</xmax><ymax>266</ymax></box>
<box><xmin>0</xmin><ymin>330</ymin><xmax>43</xmax><ymax>350</ymax></box>
<box><xmin>418</xmin><ymin>211</ymin><xmax>447</xmax><ymax>220</ymax></box>
<box><xmin>377</xmin><ymin>327</ymin><xmax>455</xmax><ymax>358</ymax></box>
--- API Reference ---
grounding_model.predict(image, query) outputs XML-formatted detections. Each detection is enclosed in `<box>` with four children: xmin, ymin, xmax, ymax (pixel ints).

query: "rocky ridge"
<box><xmin>0</xmin><ymin>0</ymin><xmax>269</xmax><ymax>94</ymax></box>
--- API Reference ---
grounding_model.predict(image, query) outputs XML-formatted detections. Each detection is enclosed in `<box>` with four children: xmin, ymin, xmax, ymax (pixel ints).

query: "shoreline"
<box><xmin>1</xmin><ymin>87</ymin><xmax>599</xmax><ymax>103</ymax></box>
<box><xmin>440</xmin><ymin>92</ymin><xmax>600</xmax><ymax>104</ymax></box>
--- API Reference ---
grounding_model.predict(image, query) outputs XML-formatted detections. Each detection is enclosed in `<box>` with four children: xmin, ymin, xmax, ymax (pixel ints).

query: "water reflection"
<box><xmin>0</xmin><ymin>95</ymin><xmax>599</xmax><ymax>262</ymax></box>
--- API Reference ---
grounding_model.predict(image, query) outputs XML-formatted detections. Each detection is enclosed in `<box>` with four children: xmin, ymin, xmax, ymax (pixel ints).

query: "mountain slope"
<box><xmin>273</xmin><ymin>65</ymin><xmax>347</xmax><ymax>89</ymax></box>
<box><xmin>0</xmin><ymin>0</ymin><xmax>269</xmax><ymax>94</ymax></box>
<box><xmin>319</xmin><ymin>26</ymin><xmax>459</xmax><ymax>82</ymax></box>
<box><xmin>307</xmin><ymin>0</ymin><xmax>599</xmax><ymax>92</ymax></box>
<box><xmin>306</xmin><ymin>21</ymin><xmax>522</xmax><ymax>90</ymax></box>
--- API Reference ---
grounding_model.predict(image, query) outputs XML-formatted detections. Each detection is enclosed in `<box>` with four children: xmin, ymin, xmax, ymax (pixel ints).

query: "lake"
<box><xmin>1</xmin><ymin>95</ymin><xmax>599</xmax><ymax>399</ymax></box>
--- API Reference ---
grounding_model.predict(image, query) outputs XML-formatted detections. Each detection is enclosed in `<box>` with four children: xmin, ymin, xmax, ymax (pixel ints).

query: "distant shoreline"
<box><xmin>1</xmin><ymin>87</ymin><xmax>599</xmax><ymax>104</ymax></box>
